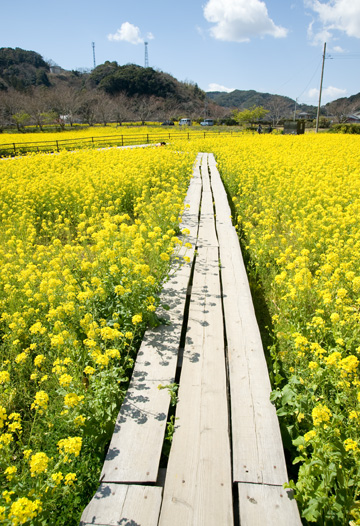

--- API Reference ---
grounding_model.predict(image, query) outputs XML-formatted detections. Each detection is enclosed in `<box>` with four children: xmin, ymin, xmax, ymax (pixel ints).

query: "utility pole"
<box><xmin>92</xmin><ymin>42</ymin><xmax>96</xmax><ymax>69</ymax></box>
<box><xmin>293</xmin><ymin>98</ymin><xmax>298</xmax><ymax>121</ymax></box>
<box><xmin>316</xmin><ymin>42</ymin><xmax>326</xmax><ymax>133</ymax></box>
<box><xmin>144</xmin><ymin>42</ymin><xmax>149</xmax><ymax>68</ymax></box>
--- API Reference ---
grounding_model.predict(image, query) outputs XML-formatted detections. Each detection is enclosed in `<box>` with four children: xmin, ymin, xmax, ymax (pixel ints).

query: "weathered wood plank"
<box><xmin>208</xmin><ymin>153</ymin><xmax>232</xmax><ymax>225</ymax></box>
<box><xmin>159</xmin><ymin>242</ymin><xmax>233</xmax><ymax>525</ymax></box>
<box><xmin>100</xmin><ymin>156</ymin><xmax>202</xmax><ymax>484</ymax></box>
<box><xmin>191</xmin><ymin>245</ymin><xmax>220</xmax><ymax>294</ymax></box>
<box><xmin>238</xmin><ymin>483</ymin><xmax>302</xmax><ymax>526</ymax></box>
<box><xmin>198</xmin><ymin>154</ymin><xmax>218</xmax><ymax>248</ymax></box>
<box><xmin>209</xmin><ymin>159</ymin><xmax>289</xmax><ymax>485</ymax></box>
<box><xmin>218</xmin><ymin>221</ymin><xmax>288</xmax><ymax>485</ymax></box>
<box><xmin>80</xmin><ymin>483</ymin><xmax>162</xmax><ymax>526</ymax></box>
<box><xmin>101</xmin><ymin>380</ymin><xmax>171</xmax><ymax>483</ymax></box>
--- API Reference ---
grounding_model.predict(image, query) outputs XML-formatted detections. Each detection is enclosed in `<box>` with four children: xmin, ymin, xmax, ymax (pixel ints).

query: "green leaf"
<box><xmin>270</xmin><ymin>389</ymin><xmax>281</xmax><ymax>402</ymax></box>
<box><xmin>293</xmin><ymin>436</ymin><xmax>306</xmax><ymax>447</ymax></box>
<box><xmin>293</xmin><ymin>455</ymin><xmax>306</xmax><ymax>464</ymax></box>
<box><xmin>302</xmin><ymin>499</ymin><xmax>323</xmax><ymax>522</ymax></box>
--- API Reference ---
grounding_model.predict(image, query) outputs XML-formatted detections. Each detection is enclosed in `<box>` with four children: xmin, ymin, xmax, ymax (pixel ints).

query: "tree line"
<box><xmin>0</xmin><ymin>84</ymin><xmax>232</xmax><ymax>132</ymax></box>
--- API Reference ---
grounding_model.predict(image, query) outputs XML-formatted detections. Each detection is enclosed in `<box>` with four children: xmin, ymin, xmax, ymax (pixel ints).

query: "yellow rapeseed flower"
<box><xmin>29</xmin><ymin>452</ymin><xmax>49</xmax><ymax>477</ymax></box>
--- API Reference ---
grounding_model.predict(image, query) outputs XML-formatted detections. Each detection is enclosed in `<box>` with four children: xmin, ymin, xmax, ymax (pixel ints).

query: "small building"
<box><xmin>297</xmin><ymin>111</ymin><xmax>314</xmax><ymax>120</ymax></box>
<box><xmin>346</xmin><ymin>113</ymin><xmax>360</xmax><ymax>123</ymax></box>
<box><xmin>50</xmin><ymin>66</ymin><xmax>65</xmax><ymax>74</ymax></box>
<box><xmin>283</xmin><ymin>120</ymin><xmax>305</xmax><ymax>135</ymax></box>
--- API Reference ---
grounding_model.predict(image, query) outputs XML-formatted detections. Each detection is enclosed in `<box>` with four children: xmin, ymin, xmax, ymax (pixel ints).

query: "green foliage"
<box><xmin>88</xmin><ymin>62</ymin><xmax>206</xmax><ymax>102</ymax></box>
<box><xmin>330</xmin><ymin>123</ymin><xmax>360</xmax><ymax>134</ymax></box>
<box><xmin>91</xmin><ymin>63</ymin><xmax>173</xmax><ymax>98</ymax></box>
<box><xmin>158</xmin><ymin>382</ymin><xmax>179</xmax><ymax>406</ymax></box>
<box><xmin>0</xmin><ymin>47</ymin><xmax>50</xmax><ymax>91</ymax></box>
<box><xmin>12</xmin><ymin>112</ymin><xmax>31</xmax><ymax>131</ymax></box>
<box><xmin>232</xmin><ymin>105</ymin><xmax>269</xmax><ymax>125</ymax></box>
<box><xmin>0</xmin><ymin>47</ymin><xmax>49</xmax><ymax>70</ymax></box>
<box><xmin>313</xmin><ymin>117</ymin><xmax>331</xmax><ymax>129</ymax></box>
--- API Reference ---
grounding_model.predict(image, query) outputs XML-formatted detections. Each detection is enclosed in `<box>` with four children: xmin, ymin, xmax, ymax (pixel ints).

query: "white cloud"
<box><xmin>308</xmin><ymin>85</ymin><xmax>347</xmax><ymax>103</ymax></box>
<box><xmin>306</xmin><ymin>0</ymin><xmax>360</xmax><ymax>43</ymax></box>
<box><xmin>332</xmin><ymin>45</ymin><xmax>345</xmax><ymax>52</ymax></box>
<box><xmin>307</xmin><ymin>19</ymin><xmax>332</xmax><ymax>45</ymax></box>
<box><xmin>203</xmin><ymin>0</ymin><xmax>288</xmax><ymax>42</ymax></box>
<box><xmin>108</xmin><ymin>22</ymin><xmax>146</xmax><ymax>44</ymax></box>
<box><xmin>208</xmin><ymin>83</ymin><xmax>235</xmax><ymax>92</ymax></box>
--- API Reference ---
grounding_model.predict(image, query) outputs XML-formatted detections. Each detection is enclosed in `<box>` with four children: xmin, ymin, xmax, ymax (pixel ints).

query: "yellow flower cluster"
<box><xmin>0</xmin><ymin>144</ymin><xmax>194</xmax><ymax>522</ymax></box>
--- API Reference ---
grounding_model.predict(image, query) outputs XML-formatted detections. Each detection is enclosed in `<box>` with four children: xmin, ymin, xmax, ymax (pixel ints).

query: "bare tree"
<box><xmin>180</xmin><ymin>99</ymin><xmax>204</xmax><ymax>121</ymax></box>
<box><xmin>0</xmin><ymin>89</ymin><xmax>28</xmax><ymax>131</ymax></box>
<box><xmin>78</xmin><ymin>92</ymin><xmax>99</xmax><ymax>126</ymax></box>
<box><xmin>206</xmin><ymin>101</ymin><xmax>229</xmax><ymax>121</ymax></box>
<box><xmin>157</xmin><ymin>96</ymin><xmax>180</xmax><ymax>122</ymax></box>
<box><xmin>93</xmin><ymin>93</ymin><xmax>115</xmax><ymax>126</ymax></box>
<box><xmin>267</xmin><ymin>96</ymin><xmax>291</xmax><ymax>126</ymax></box>
<box><xmin>0</xmin><ymin>92</ymin><xmax>11</xmax><ymax>131</ymax></box>
<box><xmin>112</xmin><ymin>92</ymin><xmax>134</xmax><ymax>125</ymax></box>
<box><xmin>132</xmin><ymin>95</ymin><xmax>162</xmax><ymax>125</ymax></box>
<box><xmin>27</xmin><ymin>88</ymin><xmax>55</xmax><ymax>131</ymax></box>
<box><xmin>49</xmin><ymin>85</ymin><xmax>82</xmax><ymax>127</ymax></box>
<box><xmin>326</xmin><ymin>98</ymin><xmax>351</xmax><ymax>123</ymax></box>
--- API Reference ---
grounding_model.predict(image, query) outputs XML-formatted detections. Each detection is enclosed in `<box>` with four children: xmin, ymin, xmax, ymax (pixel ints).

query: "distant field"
<box><xmin>0</xmin><ymin>124</ymin><xmax>240</xmax><ymax>156</ymax></box>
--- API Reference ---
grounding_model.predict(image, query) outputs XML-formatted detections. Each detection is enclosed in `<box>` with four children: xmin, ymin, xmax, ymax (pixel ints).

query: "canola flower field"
<box><xmin>0</xmin><ymin>126</ymin><xmax>233</xmax><ymax>156</ymax></box>
<box><xmin>1</xmin><ymin>131</ymin><xmax>360</xmax><ymax>525</ymax></box>
<box><xmin>0</xmin><ymin>125</ymin><xmax>170</xmax><ymax>144</ymax></box>
<box><xmin>0</xmin><ymin>145</ymin><xmax>194</xmax><ymax>525</ymax></box>
<box><xmin>185</xmin><ymin>133</ymin><xmax>359</xmax><ymax>526</ymax></box>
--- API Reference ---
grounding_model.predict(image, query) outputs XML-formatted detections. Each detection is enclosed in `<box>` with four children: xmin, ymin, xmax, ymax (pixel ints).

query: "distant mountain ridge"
<box><xmin>206</xmin><ymin>89</ymin><xmax>315</xmax><ymax>113</ymax></box>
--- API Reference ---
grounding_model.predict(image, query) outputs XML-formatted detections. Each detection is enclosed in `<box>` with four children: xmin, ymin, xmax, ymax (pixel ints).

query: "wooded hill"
<box><xmin>324</xmin><ymin>92</ymin><xmax>360</xmax><ymax>121</ymax></box>
<box><xmin>207</xmin><ymin>89</ymin><xmax>315</xmax><ymax>114</ymax></box>
<box><xmin>0</xmin><ymin>47</ymin><xmax>206</xmax><ymax>104</ymax></box>
<box><xmin>0</xmin><ymin>48</ymin><xmax>51</xmax><ymax>91</ymax></box>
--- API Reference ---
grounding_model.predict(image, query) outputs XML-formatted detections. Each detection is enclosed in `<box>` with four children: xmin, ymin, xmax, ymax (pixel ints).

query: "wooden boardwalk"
<box><xmin>80</xmin><ymin>153</ymin><xmax>302</xmax><ymax>526</ymax></box>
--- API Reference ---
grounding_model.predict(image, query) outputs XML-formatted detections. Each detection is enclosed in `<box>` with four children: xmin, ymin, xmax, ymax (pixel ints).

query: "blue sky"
<box><xmin>2</xmin><ymin>0</ymin><xmax>360</xmax><ymax>104</ymax></box>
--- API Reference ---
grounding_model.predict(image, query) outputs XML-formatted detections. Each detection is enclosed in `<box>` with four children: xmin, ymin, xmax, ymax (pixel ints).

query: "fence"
<box><xmin>0</xmin><ymin>130</ymin><xmax>236</xmax><ymax>157</ymax></box>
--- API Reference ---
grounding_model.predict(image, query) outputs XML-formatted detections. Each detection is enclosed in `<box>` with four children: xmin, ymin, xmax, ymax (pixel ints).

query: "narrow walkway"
<box><xmin>80</xmin><ymin>153</ymin><xmax>302</xmax><ymax>526</ymax></box>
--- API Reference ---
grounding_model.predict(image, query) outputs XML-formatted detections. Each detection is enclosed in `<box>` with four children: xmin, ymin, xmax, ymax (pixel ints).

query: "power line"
<box><xmin>327</xmin><ymin>52</ymin><xmax>360</xmax><ymax>60</ymax></box>
<box><xmin>296</xmin><ymin>58</ymin><xmax>322</xmax><ymax>101</ymax></box>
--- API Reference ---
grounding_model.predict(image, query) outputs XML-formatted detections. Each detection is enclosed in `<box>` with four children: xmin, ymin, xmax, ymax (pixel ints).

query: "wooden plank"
<box><xmin>80</xmin><ymin>483</ymin><xmax>162</xmax><ymax>526</ymax></box>
<box><xmin>198</xmin><ymin>154</ymin><xmax>218</xmax><ymax>248</ymax></box>
<box><xmin>218</xmin><ymin>220</ymin><xmax>288</xmax><ymax>485</ymax></box>
<box><xmin>159</xmin><ymin>242</ymin><xmax>233</xmax><ymax>526</ymax></box>
<box><xmin>100</xmin><ymin>154</ymin><xmax>202</xmax><ymax>484</ymax></box>
<box><xmin>210</xmin><ymin>162</ymin><xmax>289</xmax><ymax>485</ymax></box>
<box><xmin>101</xmin><ymin>380</ymin><xmax>171</xmax><ymax>483</ymax></box>
<box><xmin>192</xmin><ymin>245</ymin><xmax>221</xmax><ymax>294</ymax></box>
<box><xmin>208</xmin><ymin>154</ymin><xmax>232</xmax><ymax>225</ymax></box>
<box><xmin>238</xmin><ymin>483</ymin><xmax>302</xmax><ymax>526</ymax></box>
